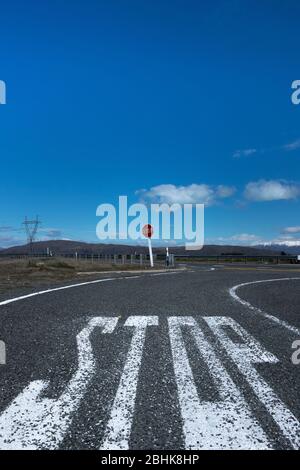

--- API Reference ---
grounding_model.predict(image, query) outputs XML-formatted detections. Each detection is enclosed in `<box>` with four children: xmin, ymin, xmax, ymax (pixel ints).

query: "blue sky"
<box><xmin>0</xmin><ymin>0</ymin><xmax>300</xmax><ymax>248</ymax></box>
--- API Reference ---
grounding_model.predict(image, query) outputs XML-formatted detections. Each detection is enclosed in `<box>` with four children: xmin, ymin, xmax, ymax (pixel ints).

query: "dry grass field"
<box><xmin>0</xmin><ymin>257</ymin><xmax>155</xmax><ymax>295</ymax></box>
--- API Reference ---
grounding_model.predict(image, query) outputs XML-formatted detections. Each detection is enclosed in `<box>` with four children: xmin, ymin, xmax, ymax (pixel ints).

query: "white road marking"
<box><xmin>0</xmin><ymin>272</ymin><xmax>180</xmax><ymax>308</ymax></box>
<box><xmin>205</xmin><ymin>316</ymin><xmax>300</xmax><ymax>450</ymax></box>
<box><xmin>150</xmin><ymin>272</ymin><xmax>180</xmax><ymax>276</ymax></box>
<box><xmin>100</xmin><ymin>316</ymin><xmax>158</xmax><ymax>450</ymax></box>
<box><xmin>124</xmin><ymin>276</ymin><xmax>141</xmax><ymax>279</ymax></box>
<box><xmin>1</xmin><ymin>313</ymin><xmax>299</xmax><ymax>450</ymax></box>
<box><xmin>168</xmin><ymin>316</ymin><xmax>271</xmax><ymax>449</ymax></box>
<box><xmin>0</xmin><ymin>317</ymin><xmax>118</xmax><ymax>450</ymax></box>
<box><xmin>0</xmin><ymin>278</ymin><xmax>117</xmax><ymax>307</ymax></box>
<box><xmin>229</xmin><ymin>278</ymin><xmax>300</xmax><ymax>335</ymax></box>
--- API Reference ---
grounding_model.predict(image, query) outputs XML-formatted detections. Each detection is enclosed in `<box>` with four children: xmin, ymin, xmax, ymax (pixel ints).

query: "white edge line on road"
<box><xmin>150</xmin><ymin>272</ymin><xmax>180</xmax><ymax>276</ymax></box>
<box><xmin>123</xmin><ymin>276</ymin><xmax>141</xmax><ymax>279</ymax></box>
<box><xmin>229</xmin><ymin>277</ymin><xmax>300</xmax><ymax>336</ymax></box>
<box><xmin>0</xmin><ymin>271</ymin><xmax>182</xmax><ymax>307</ymax></box>
<box><xmin>0</xmin><ymin>278</ymin><xmax>117</xmax><ymax>307</ymax></box>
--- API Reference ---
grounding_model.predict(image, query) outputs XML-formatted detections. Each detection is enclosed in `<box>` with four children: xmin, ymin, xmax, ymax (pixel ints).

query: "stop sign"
<box><xmin>142</xmin><ymin>224</ymin><xmax>153</xmax><ymax>238</ymax></box>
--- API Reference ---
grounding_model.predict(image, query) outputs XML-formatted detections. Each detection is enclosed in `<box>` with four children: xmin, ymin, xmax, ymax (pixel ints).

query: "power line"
<box><xmin>22</xmin><ymin>216</ymin><xmax>41</xmax><ymax>253</ymax></box>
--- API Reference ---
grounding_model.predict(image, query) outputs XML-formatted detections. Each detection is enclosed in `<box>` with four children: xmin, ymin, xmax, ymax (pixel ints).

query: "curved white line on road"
<box><xmin>229</xmin><ymin>277</ymin><xmax>300</xmax><ymax>336</ymax></box>
<box><xmin>0</xmin><ymin>272</ymin><xmax>176</xmax><ymax>308</ymax></box>
<box><xmin>0</xmin><ymin>278</ymin><xmax>117</xmax><ymax>307</ymax></box>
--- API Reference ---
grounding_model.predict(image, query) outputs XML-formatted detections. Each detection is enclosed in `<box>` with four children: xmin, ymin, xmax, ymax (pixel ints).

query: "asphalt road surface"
<box><xmin>0</xmin><ymin>265</ymin><xmax>300</xmax><ymax>450</ymax></box>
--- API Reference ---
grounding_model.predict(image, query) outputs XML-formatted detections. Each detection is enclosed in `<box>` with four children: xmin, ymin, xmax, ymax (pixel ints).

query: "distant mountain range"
<box><xmin>256</xmin><ymin>243</ymin><xmax>300</xmax><ymax>255</ymax></box>
<box><xmin>0</xmin><ymin>239</ymin><xmax>290</xmax><ymax>256</ymax></box>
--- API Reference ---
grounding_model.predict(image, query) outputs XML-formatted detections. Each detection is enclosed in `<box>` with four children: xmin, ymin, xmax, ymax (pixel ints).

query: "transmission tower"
<box><xmin>22</xmin><ymin>216</ymin><xmax>41</xmax><ymax>253</ymax></box>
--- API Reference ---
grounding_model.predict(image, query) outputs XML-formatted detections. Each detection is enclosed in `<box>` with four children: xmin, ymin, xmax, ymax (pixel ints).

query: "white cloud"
<box><xmin>208</xmin><ymin>233</ymin><xmax>300</xmax><ymax>247</ymax></box>
<box><xmin>229</xmin><ymin>233</ymin><xmax>262</xmax><ymax>242</ymax></box>
<box><xmin>209</xmin><ymin>233</ymin><xmax>263</xmax><ymax>246</ymax></box>
<box><xmin>282</xmin><ymin>139</ymin><xmax>300</xmax><ymax>151</ymax></box>
<box><xmin>137</xmin><ymin>183</ymin><xmax>235</xmax><ymax>206</ymax></box>
<box><xmin>0</xmin><ymin>235</ymin><xmax>24</xmax><ymax>248</ymax></box>
<box><xmin>0</xmin><ymin>225</ymin><xmax>22</xmax><ymax>233</ymax></box>
<box><xmin>244</xmin><ymin>180</ymin><xmax>300</xmax><ymax>201</ymax></box>
<box><xmin>262</xmin><ymin>239</ymin><xmax>300</xmax><ymax>247</ymax></box>
<box><xmin>233</xmin><ymin>138</ymin><xmax>300</xmax><ymax>158</ymax></box>
<box><xmin>0</xmin><ymin>226</ymin><xmax>14</xmax><ymax>232</ymax></box>
<box><xmin>39</xmin><ymin>228</ymin><xmax>62</xmax><ymax>238</ymax></box>
<box><xmin>282</xmin><ymin>226</ymin><xmax>300</xmax><ymax>234</ymax></box>
<box><xmin>216</xmin><ymin>185</ymin><xmax>236</xmax><ymax>198</ymax></box>
<box><xmin>233</xmin><ymin>148</ymin><xmax>257</xmax><ymax>159</ymax></box>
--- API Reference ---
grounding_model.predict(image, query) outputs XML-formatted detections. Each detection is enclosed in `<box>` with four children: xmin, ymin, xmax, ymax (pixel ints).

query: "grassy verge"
<box><xmin>0</xmin><ymin>257</ymin><xmax>157</xmax><ymax>294</ymax></box>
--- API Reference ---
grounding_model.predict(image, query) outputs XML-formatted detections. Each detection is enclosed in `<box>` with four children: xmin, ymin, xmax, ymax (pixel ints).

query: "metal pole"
<box><xmin>148</xmin><ymin>238</ymin><xmax>154</xmax><ymax>267</ymax></box>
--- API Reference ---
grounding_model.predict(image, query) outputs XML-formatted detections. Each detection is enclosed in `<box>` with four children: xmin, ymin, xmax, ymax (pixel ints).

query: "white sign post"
<box><xmin>142</xmin><ymin>224</ymin><xmax>154</xmax><ymax>267</ymax></box>
<box><xmin>166</xmin><ymin>247</ymin><xmax>170</xmax><ymax>267</ymax></box>
<box><xmin>148</xmin><ymin>238</ymin><xmax>154</xmax><ymax>268</ymax></box>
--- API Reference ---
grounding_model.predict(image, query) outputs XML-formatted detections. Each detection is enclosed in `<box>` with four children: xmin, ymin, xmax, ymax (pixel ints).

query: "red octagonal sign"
<box><xmin>142</xmin><ymin>224</ymin><xmax>154</xmax><ymax>239</ymax></box>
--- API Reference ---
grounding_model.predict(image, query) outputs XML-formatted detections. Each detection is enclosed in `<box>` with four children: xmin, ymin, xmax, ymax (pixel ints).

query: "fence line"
<box><xmin>0</xmin><ymin>252</ymin><xmax>298</xmax><ymax>265</ymax></box>
<box><xmin>0</xmin><ymin>252</ymin><xmax>177</xmax><ymax>267</ymax></box>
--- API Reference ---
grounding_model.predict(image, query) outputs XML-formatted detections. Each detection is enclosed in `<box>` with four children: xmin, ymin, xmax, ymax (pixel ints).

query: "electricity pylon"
<box><xmin>22</xmin><ymin>216</ymin><xmax>41</xmax><ymax>254</ymax></box>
